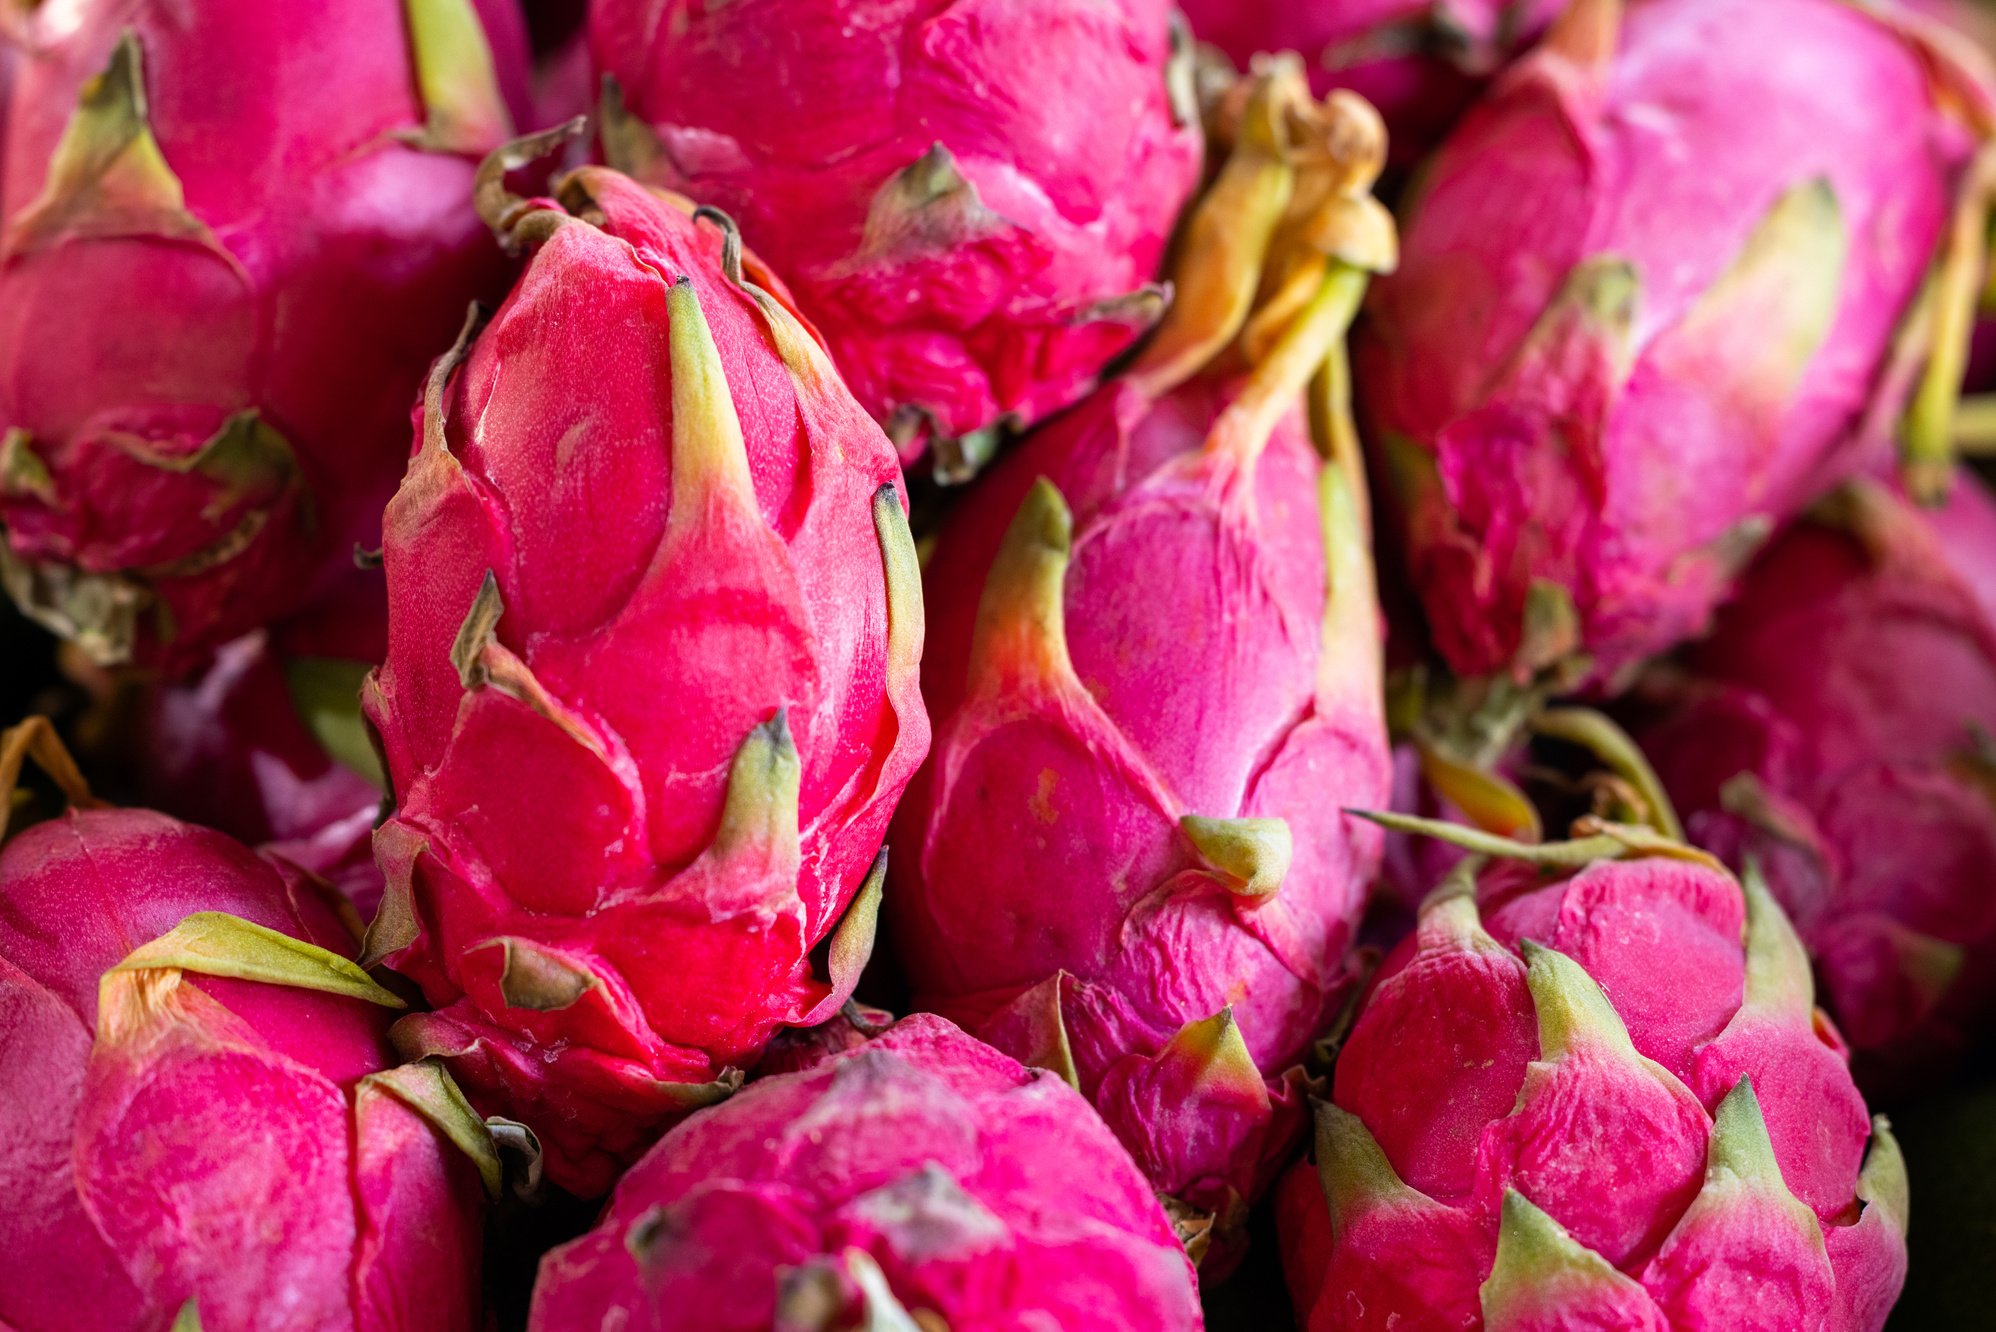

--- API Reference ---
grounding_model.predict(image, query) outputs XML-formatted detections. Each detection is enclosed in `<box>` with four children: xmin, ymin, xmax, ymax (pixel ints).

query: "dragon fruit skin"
<box><xmin>889</xmin><ymin>65</ymin><xmax>1395</xmax><ymax>1234</ymax></box>
<box><xmin>1636</xmin><ymin>472</ymin><xmax>1996</xmax><ymax>1074</ymax></box>
<box><xmin>0</xmin><ymin>0</ymin><xmax>531</xmax><ymax>672</ymax></box>
<box><xmin>363</xmin><ymin>161</ymin><xmax>929</xmax><ymax>1195</ymax></box>
<box><xmin>892</xmin><ymin>340</ymin><xmax>1389</xmax><ymax>1227</ymax></box>
<box><xmin>527</xmin><ymin>1014</ymin><xmax>1203</xmax><ymax>1332</ymax></box>
<box><xmin>1277</xmin><ymin>852</ymin><xmax>1907</xmax><ymax>1331</ymax></box>
<box><xmin>1178</xmin><ymin>0</ymin><xmax>1562</xmax><ymax>165</ymax></box>
<box><xmin>0</xmin><ymin>803</ymin><xmax>488</xmax><ymax>1332</ymax></box>
<box><xmin>1364</xmin><ymin>0</ymin><xmax>1991</xmax><ymax>686</ymax></box>
<box><xmin>590</xmin><ymin>0</ymin><xmax>1202</xmax><ymax>466</ymax></box>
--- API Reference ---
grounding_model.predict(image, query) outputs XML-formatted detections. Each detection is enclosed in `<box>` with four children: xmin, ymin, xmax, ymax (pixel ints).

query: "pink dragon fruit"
<box><xmin>1178</xmin><ymin>0</ymin><xmax>1562</xmax><ymax>165</ymax></box>
<box><xmin>527</xmin><ymin>1014</ymin><xmax>1203</xmax><ymax>1332</ymax></box>
<box><xmin>0</xmin><ymin>718</ymin><xmax>500</xmax><ymax>1332</ymax></box>
<box><xmin>114</xmin><ymin>574</ymin><xmax>388</xmax><ymax>916</ymax></box>
<box><xmin>1635</xmin><ymin>471</ymin><xmax>1996</xmax><ymax>1077</ymax></box>
<box><xmin>589</xmin><ymin>0</ymin><xmax>1203</xmax><ymax>475</ymax></box>
<box><xmin>362</xmin><ymin>146</ymin><xmax>930</xmax><ymax>1195</ymax></box>
<box><xmin>1364</xmin><ymin>0</ymin><xmax>1995</xmax><ymax>688</ymax></box>
<box><xmin>1279</xmin><ymin>834</ymin><xmax>1907</xmax><ymax>1330</ymax></box>
<box><xmin>0</xmin><ymin>0</ymin><xmax>531</xmax><ymax>672</ymax></box>
<box><xmin>889</xmin><ymin>64</ymin><xmax>1395</xmax><ymax>1245</ymax></box>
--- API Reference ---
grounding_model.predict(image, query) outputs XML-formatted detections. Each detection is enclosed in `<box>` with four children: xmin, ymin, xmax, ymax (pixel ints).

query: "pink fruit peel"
<box><xmin>0</xmin><ymin>719</ymin><xmax>497</xmax><ymax>1332</ymax></box>
<box><xmin>590</xmin><ymin>0</ymin><xmax>1203</xmax><ymax>471</ymax></box>
<box><xmin>890</xmin><ymin>63</ymin><xmax>1396</xmax><ymax>1243</ymax></box>
<box><xmin>363</xmin><ymin>142</ymin><xmax>929</xmax><ymax>1194</ymax></box>
<box><xmin>1366</xmin><ymin>0</ymin><xmax>1996</xmax><ymax>685</ymax></box>
<box><xmin>1280</xmin><ymin>835</ymin><xmax>1906</xmax><ymax>1331</ymax></box>
<box><xmin>1637</xmin><ymin>470</ymin><xmax>1996</xmax><ymax>1074</ymax></box>
<box><xmin>0</xmin><ymin>0</ymin><xmax>530</xmax><ymax>671</ymax></box>
<box><xmin>526</xmin><ymin>1014</ymin><xmax>1203</xmax><ymax>1332</ymax></box>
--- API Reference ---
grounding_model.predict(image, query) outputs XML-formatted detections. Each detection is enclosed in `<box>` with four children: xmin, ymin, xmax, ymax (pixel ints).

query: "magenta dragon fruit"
<box><xmin>0</xmin><ymin>0</ymin><xmax>531</xmax><ymax>672</ymax></box>
<box><xmin>0</xmin><ymin>719</ymin><xmax>499</xmax><ymax>1332</ymax></box>
<box><xmin>1364</xmin><ymin>0</ymin><xmax>1995</xmax><ymax>688</ymax></box>
<box><xmin>1178</xmin><ymin>0</ymin><xmax>1562</xmax><ymax>165</ymax></box>
<box><xmin>362</xmin><ymin>147</ymin><xmax>929</xmax><ymax>1195</ymax></box>
<box><xmin>1278</xmin><ymin>835</ymin><xmax>1907</xmax><ymax>1331</ymax></box>
<box><xmin>527</xmin><ymin>1014</ymin><xmax>1202</xmax><ymax>1332</ymax></box>
<box><xmin>889</xmin><ymin>65</ymin><xmax>1395</xmax><ymax>1244</ymax></box>
<box><xmin>1635</xmin><ymin>471</ymin><xmax>1996</xmax><ymax>1076</ymax></box>
<box><xmin>114</xmin><ymin>573</ymin><xmax>388</xmax><ymax>916</ymax></box>
<box><xmin>589</xmin><ymin>0</ymin><xmax>1202</xmax><ymax>474</ymax></box>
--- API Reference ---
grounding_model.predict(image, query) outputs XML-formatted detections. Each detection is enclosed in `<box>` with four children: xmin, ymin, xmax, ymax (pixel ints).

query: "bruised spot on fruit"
<box><xmin>1030</xmin><ymin>767</ymin><xmax>1059</xmax><ymax>825</ymax></box>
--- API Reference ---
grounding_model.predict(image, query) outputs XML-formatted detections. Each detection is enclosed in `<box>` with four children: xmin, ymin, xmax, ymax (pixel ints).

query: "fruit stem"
<box><xmin>0</xmin><ymin>715</ymin><xmax>102</xmax><ymax>839</ymax></box>
<box><xmin>1953</xmin><ymin>392</ymin><xmax>1996</xmax><ymax>454</ymax></box>
<box><xmin>1903</xmin><ymin>144</ymin><xmax>1996</xmax><ymax>502</ymax></box>
<box><xmin>1127</xmin><ymin>72</ymin><xmax>1298</xmax><ymax>399</ymax></box>
<box><xmin>1203</xmin><ymin>261</ymin><xmax>1367</xmax><ymax>470</ymax></box>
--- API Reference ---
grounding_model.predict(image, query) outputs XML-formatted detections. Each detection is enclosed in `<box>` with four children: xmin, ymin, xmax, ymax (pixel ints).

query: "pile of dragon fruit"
<box><xmin>9</xmin><ymin>0</ymin><xmax>1996</xmax><ymax>1327</ymax></box>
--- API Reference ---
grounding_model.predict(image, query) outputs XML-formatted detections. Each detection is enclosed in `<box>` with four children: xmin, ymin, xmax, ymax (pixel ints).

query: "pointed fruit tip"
<box><xmin>711</xmin><ymin>711</ymin><xmax>804</xmax><ymax>865</ymax></box>
<box><xmin>1707</xmin><ymin>1076</ymin><xmax>1790</xmax><ymax>1193</ymax></box>
<box><xmin>1482</xmin><ymin>1187</ymin><xmax>1646</xmax><ymax>1326</ymax></box>
<box><xmin>1161</xmin><ymin>1006</ymin><xmax>1268</xmax><ymax>1103</ymax></box>
<box><xmin>1856</xmin><ymin>1116</ymin><xmax>1910</xmax><ymax>1231</ymax></box>
<box><xmin>1523</xmin><ymin>941</ymin><xmax>1638</xmax><ymax>1062</ymax></box>
<box><xmin>966</xmin><ymin>479</ymin><xmax>1075</xmax><ymax>693</ymax></box>
<box><xmin>666</xmin><ymin>274</ymin><xmax>757</xmax><ymax>516</ymax></box>
<box><xmin>1312</xmin><ymin>1098</ymin><xmax>1415</xmax><ymax>1220</ymax></box>
<box><xmin>1182</xmin><ymin>815</ymin><xmax>1292</xmax><ymax>899</ymax></box>
<box><xmin>1738</xmin><ymin>859</ymin><xmax>1816</xmax><ymax>1020</ymax></box>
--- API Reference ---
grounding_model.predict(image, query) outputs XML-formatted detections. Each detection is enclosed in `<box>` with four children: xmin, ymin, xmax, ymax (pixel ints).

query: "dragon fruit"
<box><xmin>589</xmin><ymin>0</ymin><xmax>1202</xmax><ymax>475</ymax></box>
<box><xmin>362</xmin><ymin>146</ymin><xmax>929</xmax><ymax>1195</ymax></box>
<box><xmin>1178</xmin><ymin>0</ymin><xmax>1562</xmax><ymax>165</ymax></box>
<box><xmin>889</xmin><ymin>63</ymin><xmax>1395</xmax><ymax>1244</ymax></box>
<box><xmin>0</xmin><ymin>0</ymin><xmax>531</xmax><ymax>672</ymax></box>
<box><xmin>1635</xmin><ymin>471</ymin><xmax>1996</xmax><ymax>1076</ymax></box>
<box><xmin>527</xmin><ymin>1014</ymin><xmax>1203</xmax><ymax>1332</ymax></box>
<box><xmin>1278</xmin><ymin>834</ymin><xmax>1907</xmax><ymax>1331</ymax></box>
<box><xmin>0</xmin><ymin>719</ymin><xmax>498</xmax><ymax>1332</ymax></box>
<box><xmin>1364</xmin><ymin>0</ymin><xmax>1995</xmax><ymax>688</ymax></box>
